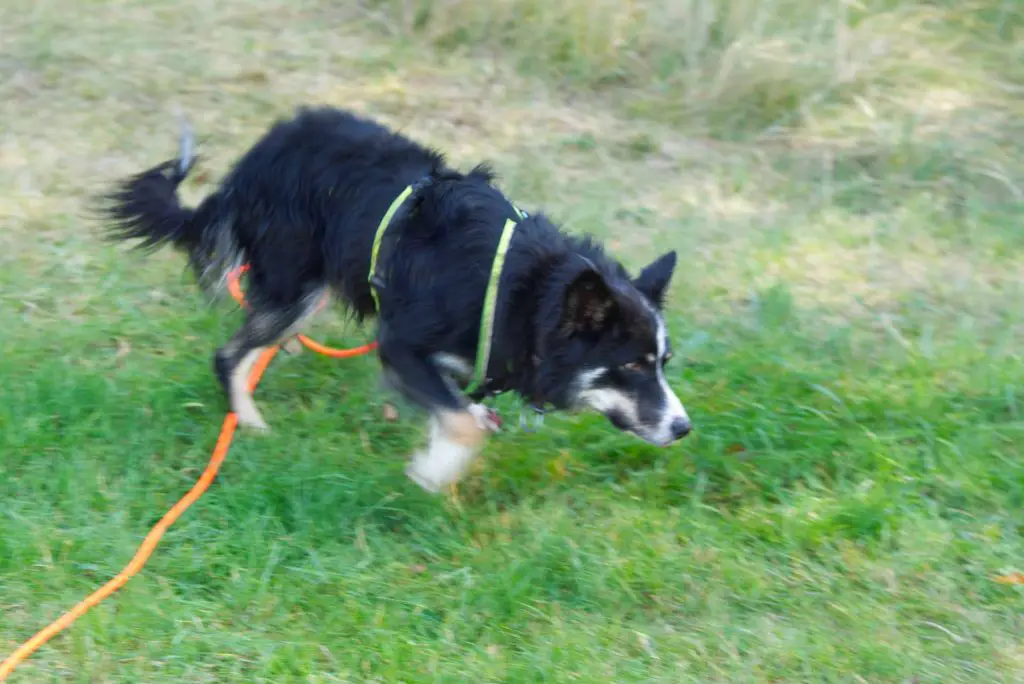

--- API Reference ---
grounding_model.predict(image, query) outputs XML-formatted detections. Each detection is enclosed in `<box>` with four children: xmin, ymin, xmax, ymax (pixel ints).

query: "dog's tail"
<box><xmin>99</xmin><ymin>117</ymin><xmax>241</xmax><ymax>288</ymax></box>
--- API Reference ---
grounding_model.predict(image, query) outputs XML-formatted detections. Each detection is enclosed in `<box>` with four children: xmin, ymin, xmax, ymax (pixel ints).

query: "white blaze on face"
<box><xmin>575</xmin><ymin>366</ymin><xmax>640</xmax><ymax>425</ymax></box>
<box><xmin>650</xmin><ymin>308</ymin><xmax>689</xmax><ymax>443</ymax></box>
<box><xmin>573</xmin><ymin>299</ymin><xmax>689</xmax><ymax>446</ymax></box>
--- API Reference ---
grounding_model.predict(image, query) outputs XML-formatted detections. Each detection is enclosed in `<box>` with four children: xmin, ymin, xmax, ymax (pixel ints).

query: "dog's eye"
<box><xmin>621</xmin><ymin>361</ymin><xmax>643</xmax><ymax>372</ymax></box>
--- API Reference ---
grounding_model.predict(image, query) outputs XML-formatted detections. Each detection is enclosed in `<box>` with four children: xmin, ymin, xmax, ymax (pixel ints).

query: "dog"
<box><xmin>99</xmin><ymin>106</ymin><xmax>692</xmax><ymax>492</ymax></box>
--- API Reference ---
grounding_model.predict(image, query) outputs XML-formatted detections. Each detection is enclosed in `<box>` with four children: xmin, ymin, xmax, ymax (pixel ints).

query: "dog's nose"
<box><xmin>670</xmin><ymin>417</ymin><xmax>692</xmax><ymax>440</ymax></box>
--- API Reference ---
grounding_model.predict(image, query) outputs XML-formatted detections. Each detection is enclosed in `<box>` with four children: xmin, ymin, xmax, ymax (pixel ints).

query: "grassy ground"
<box><xmin>2</xmin><ymin>0</ymin><xmax>1023</xmax><ymax>681</ymax></box>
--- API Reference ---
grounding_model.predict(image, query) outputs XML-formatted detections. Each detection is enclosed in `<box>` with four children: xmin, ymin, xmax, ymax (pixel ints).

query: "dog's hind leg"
<box><xmin>282</xmin><ymin>336</ymin><xmax>305</xmax><ymax>355</ymax></box>
<box><xmin>214</xmin><ymin>290</ymin><xmax>322</xmax><ymax>430</ymax></box>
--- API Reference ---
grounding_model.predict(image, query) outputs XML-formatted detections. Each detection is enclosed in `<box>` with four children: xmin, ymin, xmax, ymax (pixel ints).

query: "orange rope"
<box><xmin>0</xmin><ymin>268</ymin><xmax>375</xmax><ymax>680</ymax></box>
<box><xmin>225</xmin><ymin>264</ymin><xmax>379</xmax><ymax>359</ymax></box>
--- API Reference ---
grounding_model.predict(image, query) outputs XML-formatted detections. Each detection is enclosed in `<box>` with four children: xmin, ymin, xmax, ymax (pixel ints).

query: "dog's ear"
<box><xmin>634</xmin><ymin>251</ymin><xmax>677</xmax><ymax>308</ymax></box>
<box><xmin>561</xmin><ymin>268</ymin><xmax>618</xmax><ymax>335</ymax></box>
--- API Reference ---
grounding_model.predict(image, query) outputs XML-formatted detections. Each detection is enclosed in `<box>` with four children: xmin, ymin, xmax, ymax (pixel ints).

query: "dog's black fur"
<box><xmin>100</xmin><ymin>107</ymin><xmax>690</xmax><ymax>484</ymax></box>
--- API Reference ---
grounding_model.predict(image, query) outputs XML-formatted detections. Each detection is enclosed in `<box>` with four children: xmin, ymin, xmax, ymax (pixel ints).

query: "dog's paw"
<box><xmin>240</xmin><ymin>419</ymin><xmax>271</xmax><ymax>433</ymax></box>
<box><xmin>406</xmin><ymin>456</ymin><xmax>443</xmax><ymax>494</ymax></box>
<box><xmin>236</xmin><ymin>406</ymin><xmax>270</xmax><ymax>432</ymax></box>
<box><xmin>282</xmin><ymin>337</ymin><xmax>304</xmax><ymax>355</ymax></box>
<box><xmin>406</xmin><ymin>437</ymin><xmax>478</xmax><ymax>494</ymax></box>
<box><xmin>467</xmin><ymin>403</ymin><xmax>502</xmax><ymax>433</ymax></box>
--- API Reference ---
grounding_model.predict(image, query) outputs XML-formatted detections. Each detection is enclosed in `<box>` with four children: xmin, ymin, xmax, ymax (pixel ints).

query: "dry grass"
<box><xmin>1</xmin><ymin>0</ymin><xmax>1020</xmax><ymax>334</ymax></box>
<box><xmin>363</xmin><ymin>0</ymin><xmax>1023</xmax><ymax>137</ymax></box>
<box><xmin>346</xmin><ymin>0</ymin><xmax>1024</xmax><ymax>332</ymax></box>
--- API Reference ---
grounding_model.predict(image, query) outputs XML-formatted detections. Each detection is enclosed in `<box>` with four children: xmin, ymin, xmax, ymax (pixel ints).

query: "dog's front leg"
<box><xmin>378</xmin><ymin>342</ymin><xmax>499</xmax><ymax>492</ymax></box>
<box><xmin>407</xmin><ymin>405</ymin><xmax>500</xmax><ymax>493</ymax></box>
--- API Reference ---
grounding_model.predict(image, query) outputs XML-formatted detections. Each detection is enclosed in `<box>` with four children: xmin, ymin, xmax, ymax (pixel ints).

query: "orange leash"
<box><xmin>0</xmin><ymin>268</ymin><xmax>375</xmax><ymax>680</ymax></box>
<box><xmin>225</xmin><ymin>264</ymin><xmax>378</xmax><ymax>360</ymax></box>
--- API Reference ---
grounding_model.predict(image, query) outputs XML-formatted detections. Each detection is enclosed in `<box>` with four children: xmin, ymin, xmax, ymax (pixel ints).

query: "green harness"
<box><xmin>368</xmin><ymin>183</ymin><xmax>527</xmax><ymax>395</ymax></box>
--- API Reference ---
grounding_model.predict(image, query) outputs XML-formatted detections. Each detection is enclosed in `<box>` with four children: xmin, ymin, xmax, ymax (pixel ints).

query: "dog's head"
<box><xmin>537</xmin><ymin>249</ymin><xmax>691</xmax><ymax>446</ymax></box>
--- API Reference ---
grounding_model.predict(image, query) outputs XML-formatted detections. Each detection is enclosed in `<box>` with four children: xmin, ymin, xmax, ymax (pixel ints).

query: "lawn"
<box><xmin>2</xmin><ymin>0</ymin><xmax>1023</xmax><ymax>681</ymax></box>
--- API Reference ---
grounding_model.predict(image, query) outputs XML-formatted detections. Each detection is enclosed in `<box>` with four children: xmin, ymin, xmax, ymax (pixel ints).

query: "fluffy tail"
<box><xmin>101</xmin><ymin>117</ymin><xmax>199</xmax><ymax>250</ymax></box>
<box><xmin>98</xmin><ymin>118</ymin><xmax>240</xmax><ymax>288</ymax></box>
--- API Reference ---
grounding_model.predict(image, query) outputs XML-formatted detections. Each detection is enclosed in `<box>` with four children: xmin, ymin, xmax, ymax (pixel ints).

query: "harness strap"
<box><xmin>464</xmin><ymin>217</ymin><xmax>518</xmax><ymax>394</ymax></box>
<box><xmin>368</xmin><ymin>184</ymin><xmax>526</xmax><ymax>396</ymax></box>
<box><xmin>368</xmin><ymin>184</ymin><xmax>415</xmax><ymax>311</ymax></box>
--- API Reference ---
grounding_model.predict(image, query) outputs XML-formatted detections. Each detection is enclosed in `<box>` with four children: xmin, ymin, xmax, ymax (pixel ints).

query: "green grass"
<box><xmin>2</xmin><ymin>0</ymin><xmax>1023</xmax><ymax>681</ymax></box>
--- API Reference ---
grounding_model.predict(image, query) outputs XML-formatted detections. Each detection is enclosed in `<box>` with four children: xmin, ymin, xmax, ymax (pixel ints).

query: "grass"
<box><xmin>1</xmin><ymin>0</ymin><xmax>1023</xmax><ymax>681</ymax></box>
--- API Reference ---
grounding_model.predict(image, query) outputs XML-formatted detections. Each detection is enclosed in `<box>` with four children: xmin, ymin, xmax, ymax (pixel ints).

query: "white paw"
<box><xmin>467</xmin><ymin>403</ymin><xmax>501</xmax><ymax>433</ymax></box>
<box><xmin>406</xmin><ymin>435</ymin><xmax>477</xmax><ymax>493</ymax></box>
<box><xmin>235</xmin><ymin>404</ymin><xmax>270</xmax><ymax>432</ymax></box>
<box><xmin>282</xmin><ymin>337</ymin><xmax>304</xmax><ymax>355</ymax></box>
<box><xmin>406</xmin><ymin>456</ymin><xmax>443</xmax><ymax>493</ymax></box>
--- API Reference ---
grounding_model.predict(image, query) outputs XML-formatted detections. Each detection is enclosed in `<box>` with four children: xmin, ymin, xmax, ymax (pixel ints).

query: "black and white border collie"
<box><xmin>99</xmin><ymin>106</ymin><xmax>691</xmax><ymax>492</ymax></box>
